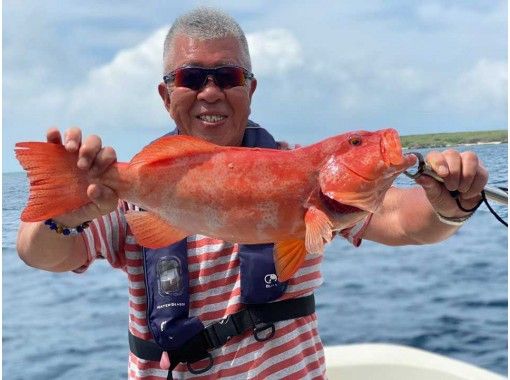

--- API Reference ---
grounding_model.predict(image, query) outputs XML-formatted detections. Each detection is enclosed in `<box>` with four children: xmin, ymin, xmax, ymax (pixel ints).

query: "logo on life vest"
<box><xmin>264</xmin><ymin>273</ymin><xmax>279</xmax><ymax>288</ymax></box>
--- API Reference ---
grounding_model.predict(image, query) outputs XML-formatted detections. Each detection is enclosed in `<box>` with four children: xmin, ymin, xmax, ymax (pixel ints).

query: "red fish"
<box><xmin>15</xmin><ymin>129</ymin><xmax>412</xmax><ymax>281</ymax></box>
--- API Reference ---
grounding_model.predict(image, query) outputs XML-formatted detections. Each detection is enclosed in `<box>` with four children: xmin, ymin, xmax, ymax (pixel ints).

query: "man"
<box><xmin>17</xmin><ymin>7</ymin><xmax>488</xmax><ymax>380</ymax></box>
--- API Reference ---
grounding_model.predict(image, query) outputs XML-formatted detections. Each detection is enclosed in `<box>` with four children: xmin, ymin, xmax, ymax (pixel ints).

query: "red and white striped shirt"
<box><xmin>78</xmin><ymin>201</ymin><xmax>369</xmax><ymax>379</ymax></box>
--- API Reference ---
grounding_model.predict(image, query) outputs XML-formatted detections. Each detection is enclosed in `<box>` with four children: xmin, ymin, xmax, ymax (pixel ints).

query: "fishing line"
<box><xmin>481</xmin><ymin>188</ymin><xmax>508</xmax><ymax>227</ymax></box>
<box><xmin>452</xmin><ymin>189</ymin><xmax>507</xmax><ymax>227</ymax></box>
<box><xmin>454</xmin><ymin>194</ymin><xmax>483</xmax><ymax>213</ymax></box>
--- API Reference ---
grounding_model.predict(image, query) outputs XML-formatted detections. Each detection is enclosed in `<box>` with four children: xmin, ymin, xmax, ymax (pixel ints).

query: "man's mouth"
<box><xmin>197</xmin><ymin>114</ymin><xmax>226</xmax><ymax>123</ymax></box>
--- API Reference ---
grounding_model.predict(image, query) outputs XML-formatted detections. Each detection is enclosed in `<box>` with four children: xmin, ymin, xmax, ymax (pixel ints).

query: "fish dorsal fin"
<box><xmin>130</xmin><ymin>135</ymin><xmax>220</xmax><ymax>167</ymax></box>
<box><xmin>304</xmin><ymin>206</ymin><xmax>333</xmax><ymax>254</ymax></box>
<box><xmin>125</xmin><ymin>210</ymin><xmax>188</xmax><ymax>248</ymax></box>
<box><xmin>274</xmin><ymin>239</ymin><xmax>307</xmax><ymax>282</ymax></box>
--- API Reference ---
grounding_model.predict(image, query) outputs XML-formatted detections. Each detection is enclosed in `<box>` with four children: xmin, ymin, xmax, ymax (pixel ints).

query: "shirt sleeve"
<box><xmin>338</xmin><ymin>214</ymin><xmax>373</xmax><ymax>247</ymax></box>
<box><xmin>73</xmin><ymin>200</ymin><xmax>128</xmax><ymax>273</ymax></box>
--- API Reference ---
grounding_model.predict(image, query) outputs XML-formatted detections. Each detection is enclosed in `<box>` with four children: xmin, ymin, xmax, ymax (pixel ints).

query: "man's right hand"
<box><xmin>46</xmin><ymin>127</ymin><xmax>119</xmax><ymax>226</ymax></box>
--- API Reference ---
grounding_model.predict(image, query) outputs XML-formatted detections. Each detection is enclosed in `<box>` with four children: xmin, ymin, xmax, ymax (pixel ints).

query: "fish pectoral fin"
<box><xmin>304</xmin><ymin>206</ymin><xmax>333</xmax><ymax>254</ymax></box>
<box><xmin>125</xmin><ymin>210</ymin><xmax>188</xmax><ymax>248</ymax></box>
<box><xmin>274</xmin><ymin>239</ymin><xmax>307</xmax><ymax>282</ymax></box>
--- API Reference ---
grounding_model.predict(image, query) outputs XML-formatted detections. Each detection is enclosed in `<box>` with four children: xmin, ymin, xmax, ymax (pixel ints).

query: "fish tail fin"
<box><xmin>15</xmin><ymin>142</ymin><xmax>90</xmax><ymax>222</ymax></box>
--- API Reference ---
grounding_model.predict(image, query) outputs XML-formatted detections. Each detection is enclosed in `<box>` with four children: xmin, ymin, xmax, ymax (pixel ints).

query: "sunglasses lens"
<box><xmin>173</xmin><ymin>68</ymin><xmax>207</xmax><ymax>90</ymax></box>
<box><xmin>171</xmin><ymin>67</ymin><xmax>248</xmax><ymax>90</ymax></box>
<box><xmin>215</xmin><ymin>67</ymin><xmax>245</xmax><ymax>89</ymax></box>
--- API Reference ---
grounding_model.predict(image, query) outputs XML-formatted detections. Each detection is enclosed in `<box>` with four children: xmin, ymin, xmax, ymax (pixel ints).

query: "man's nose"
<box><xmin>197</xmin><ymin>76</ymin><xmax>225</xmax><ymax>102</ymax></box>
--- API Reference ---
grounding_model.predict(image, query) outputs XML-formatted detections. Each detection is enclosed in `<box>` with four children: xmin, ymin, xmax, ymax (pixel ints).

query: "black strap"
<box><xmin>129</xmin><ymin>294</ymin><xmax>315</xmax><ymax>376</ymax></box>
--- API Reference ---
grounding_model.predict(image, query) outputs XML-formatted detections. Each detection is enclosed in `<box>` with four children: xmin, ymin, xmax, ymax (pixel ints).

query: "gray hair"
<box><xmin>163</xmin><ymin>7</ymin><xmax>251</xmax><ymax>73</ymax></box>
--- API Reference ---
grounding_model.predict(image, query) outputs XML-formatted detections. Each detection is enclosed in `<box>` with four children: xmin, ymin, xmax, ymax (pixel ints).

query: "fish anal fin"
<box><xmin>129</xmin><ymin>135</ymin><xmax>220</xmax><ymax>167</ymax></box>
<box><xmin>304</xmin><ymin>206</ymin><xmax>333</xmax><ymax>254</ymax></box>
<box><xmin>274</xmin><ymin>239</ymin><xmax>307</xmax><ymax>282</ymax></box>
<box><xmin>125</xmin><ymin>210</ymin><xmax>187</xmax><ymax>248</ymax></box>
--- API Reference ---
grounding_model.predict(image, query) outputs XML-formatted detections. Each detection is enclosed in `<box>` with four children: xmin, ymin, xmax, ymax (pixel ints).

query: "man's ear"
<box><xmin>158</xmin><ymin>82</ymin><xmax>171</xmax><ymax>112</ymax></box>
<box><xmin>248</xmin><ymin>78</ymin><xmax>257</xmax><ymax>100</ymax></box>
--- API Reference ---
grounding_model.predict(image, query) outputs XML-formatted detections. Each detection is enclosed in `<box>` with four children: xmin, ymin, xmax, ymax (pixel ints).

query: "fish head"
<box><xmin>318</xmin><ymin>128</ymin><xmax>414</xmax><ymax>213</ymax></box>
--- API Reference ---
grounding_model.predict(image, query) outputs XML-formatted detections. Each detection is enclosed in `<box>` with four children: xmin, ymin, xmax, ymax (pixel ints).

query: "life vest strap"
<box><xmin>129</xmin><ymin>294</ymin><xmax>315</xmax><ymax>374</ymax></box>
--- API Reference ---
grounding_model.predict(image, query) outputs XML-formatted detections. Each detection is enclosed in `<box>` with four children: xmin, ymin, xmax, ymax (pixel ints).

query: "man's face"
<box><xmin>158</xmin><ymin>35</ymin><xmax>257</xmax><ymax>146</ymax></box>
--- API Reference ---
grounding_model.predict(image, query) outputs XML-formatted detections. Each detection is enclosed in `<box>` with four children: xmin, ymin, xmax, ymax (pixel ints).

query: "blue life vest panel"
<box><xmin>143</xmin><ymin>122</ymin><xmax>287</xmax><ymax>351</ymax></box>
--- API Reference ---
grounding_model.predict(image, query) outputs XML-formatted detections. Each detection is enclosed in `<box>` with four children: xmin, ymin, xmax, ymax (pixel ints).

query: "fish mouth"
<box><xmin>381</xmin><ymin>129</ymin><xmax>405</xmax><ymax>167</ymax></box>
<box><xmin>342</xmin><ymin>163</ymin><xmax>375</xmax><ymax>182</ymax></box>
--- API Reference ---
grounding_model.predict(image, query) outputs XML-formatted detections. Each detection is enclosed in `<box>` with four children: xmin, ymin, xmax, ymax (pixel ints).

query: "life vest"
<box><xmin>142</xmin><ymin>121</ymin><xmax>288</xmax><ymax>351</ymax></box>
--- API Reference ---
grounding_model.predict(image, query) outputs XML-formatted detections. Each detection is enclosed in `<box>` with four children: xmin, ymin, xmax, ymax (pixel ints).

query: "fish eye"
<box><xmin>349</xmin><ymin>135</ymin><xmax>362</xmax><ymax>146</ymax></box>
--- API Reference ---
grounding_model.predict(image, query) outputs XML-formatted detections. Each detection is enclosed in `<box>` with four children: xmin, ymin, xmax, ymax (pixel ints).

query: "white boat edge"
<box><xmin>324</xmin><ymin>343</ymin><xmax>506</xmax><ymax>380</ymax></box>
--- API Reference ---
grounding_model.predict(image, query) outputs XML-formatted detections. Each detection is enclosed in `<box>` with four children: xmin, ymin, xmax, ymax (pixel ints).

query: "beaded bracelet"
<box><xmin>44</xmin><ymin>219</ymin><xmax>91</xmax><ymax>236</ymax></box>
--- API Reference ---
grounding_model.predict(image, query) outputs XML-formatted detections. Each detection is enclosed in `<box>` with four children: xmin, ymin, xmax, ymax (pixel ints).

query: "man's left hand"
<box><xmin>414</xmin><ymin>149</ymin><xmax>488</xmax><ymax>218</ymax></box>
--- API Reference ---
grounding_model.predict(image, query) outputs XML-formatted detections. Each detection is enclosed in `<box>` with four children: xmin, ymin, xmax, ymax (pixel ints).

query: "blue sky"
<box><xmin>3</xmin><ymin>1</ymin><xmax>507</xmax><ymax>172</ymax></box>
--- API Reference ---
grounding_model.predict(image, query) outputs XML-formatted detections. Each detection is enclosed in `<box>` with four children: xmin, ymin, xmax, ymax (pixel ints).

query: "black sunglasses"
<box><xmin>163</xmin><ymin>66</ymin><xmax>254</xmax><ymax>91</ymax></box>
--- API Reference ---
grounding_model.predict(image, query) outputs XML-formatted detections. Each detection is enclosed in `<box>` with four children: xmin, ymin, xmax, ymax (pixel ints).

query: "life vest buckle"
<box><xmin>186</xmin><ymin>352</ymin><xmax>214</xmax><ymax>375</ymax></box>
<box><xmin>253</xmin><ymin>322</ymin><xmax>275</xmax><ymax>342</ymax></box>
<box><xmin>204</xmin><ymin>315</ymin><xmax>242</xmax><ymax>349</ymax></box>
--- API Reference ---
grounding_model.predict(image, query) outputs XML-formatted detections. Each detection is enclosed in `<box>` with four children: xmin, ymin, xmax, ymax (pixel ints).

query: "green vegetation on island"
<box><xmin>401</xmin><ymin>130</ymin><xmax>508</xmax><ymax>149</ymax></box>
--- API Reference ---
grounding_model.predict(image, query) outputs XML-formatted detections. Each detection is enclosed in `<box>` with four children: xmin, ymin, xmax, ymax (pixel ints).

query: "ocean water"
<box><xmin>3</xmin><ymin>144</ymin><xmax>508</xmax><ymax>379</ymax></box>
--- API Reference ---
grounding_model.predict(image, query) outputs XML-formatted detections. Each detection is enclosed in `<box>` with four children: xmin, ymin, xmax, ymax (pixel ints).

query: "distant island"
<box><xmin>401</xmin><ymin>130</ymin><xmax>508</xmax><ymax>149</ymax></box>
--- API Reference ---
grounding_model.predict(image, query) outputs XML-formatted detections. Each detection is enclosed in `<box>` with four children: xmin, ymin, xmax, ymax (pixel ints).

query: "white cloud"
<box><xmin>247</xmin><ymin>29</ymin><xmax>304</xmax><ymax>76</ymax></box>
<box><xmin>61</xmin><ymin>27</ymin><xmax>304</xmax><ymax>131</ymax></box>
<box><xmin>66</xmin><ymin>27</ymin><xmax>169</xmax><ymax>130</ymax></box>
<box><xmin>416</xmin><ymin>2</ymin><xmax>506</xmax><ymax>27</ymax></box>
<box><xmin>305</xmin><ymin>60</ymin><xmax>430</xmax><ymax>114</ymax></box>
<box><xmin>454</xmin><ymin>59</ymin><xmax>507</xmax><ymax>109</ymax></box>
<box><xmin>425</xmin><ymin>59</ymin><xmax>507</xmax><ymax>116</ymax></box>
<box><xmin>379</xmin><ymin>67</ymin><xmax>428</xmax><ymax>93</ymax></box>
